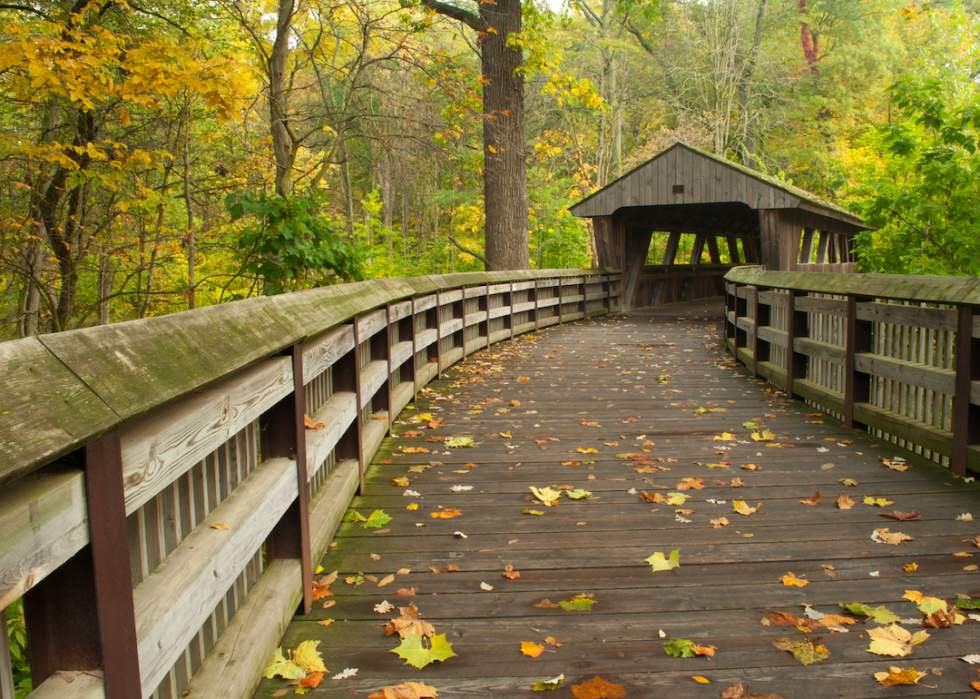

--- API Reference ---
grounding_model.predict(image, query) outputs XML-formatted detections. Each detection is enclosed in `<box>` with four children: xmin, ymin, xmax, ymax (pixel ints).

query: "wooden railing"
<box><xmin>724</xmin><ymin>267</ymin><xmax>980</xmax><ymax>476</ymax></box>
<box><xmin>0</xmin><ymin>269</ymin><xmax>621</xmax><ymax>699</ymax></box>
<box><xmin>637</xmin><ymin>263</ymin><xmax>731</xmax><ymax>307</ymax></box>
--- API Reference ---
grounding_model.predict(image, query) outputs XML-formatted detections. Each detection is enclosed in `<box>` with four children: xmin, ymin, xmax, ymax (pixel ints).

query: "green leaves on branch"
<box><xmin>226</xmin><ymin>191</ymin><xmax>364</xmax><ymax>294</ymax></box>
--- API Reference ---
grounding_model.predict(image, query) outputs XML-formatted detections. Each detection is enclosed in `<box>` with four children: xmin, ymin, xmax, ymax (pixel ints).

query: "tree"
<box><xmin>417</xmin><ymin>0</ymin><xmax>530</xmax><ymax>271</ymax></box>
<box><xmin>852</xmin><ymin>76</ymin><xmax>980</xmax><ymax>275</ymax></box>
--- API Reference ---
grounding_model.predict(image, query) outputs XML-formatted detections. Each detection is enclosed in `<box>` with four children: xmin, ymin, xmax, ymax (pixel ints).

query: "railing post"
<box><xmin>605</xmin><ymin>273</ymin><xmax>611</xmax><ymax>313</ymax></box>
<box><xmin>435</xmin><ymin>290</ymin><xmax>443</xmax><ymax>378</ymax></box>
<box><xmin>844</xmin><ymin>295</ymin><xmax>873</xmax><ymax>429</ymax></box>
<box><xmin>385</xmin><ymin>303</ymin><xmax>394</xmax><ymax>436</ymax></box>
<box><xmin>410</xmin><ymin>296</ymin><xmax>419</xmax><ymax>399</ymax></box>
<box><xmin>734</xmin><ymin>284</ymin><xmax>747</xmax><ymax>351</ymax></box>
<box><xmin>784</xmin><ymin>289</ymin><xmax>809</xmax><ymax>398</ymax></box>
<box><xmin>752</xmin><ymin>286</ymin><xmax>771</xmax><ymax>378</ymax></box>
<box><xmin>509</xmin><ymin>281</ymin><xmax>515</xmax><ymax>341</ymax></box>
<box><xmin>953</xmin><ymin>305</ymin><xmax>980</xmax><ymax>476</ymax></box>
<box><xmin>24</xmin><ymin>432</ymin><xmax>142</xmax><ymax>698</ymax></box>
<box><xmin>533</xmin><ymin>279</ymin><xmax>540</xmax><ymax>331</ymax></box>
<box><xmin>352</xmin><ymin>319</ymin><xmax>366</xmax><ymax>493</ymax></box>
<box><xmin>557</xmin><ymin>277</ymin><xmax>564</xmax><ymax>325</ymax></box>
<box><xmin>261</xmin><ymin>343</ymin><xmax>313</xmax><ymax>614</ymax></box>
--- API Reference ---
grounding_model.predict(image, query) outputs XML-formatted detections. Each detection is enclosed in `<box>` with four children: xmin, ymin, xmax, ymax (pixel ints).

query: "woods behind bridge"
<box><xmin>1</xmin><ymin>0</ymin><xmax>979</xmax><ymax>339</ymax></box>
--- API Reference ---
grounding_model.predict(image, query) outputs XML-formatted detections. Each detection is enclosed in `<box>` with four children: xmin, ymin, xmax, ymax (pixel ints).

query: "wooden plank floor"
<box><xmin>254</xmin><ymin>299</ymin><xmax>980</xmax><ymax>698</ymax></box>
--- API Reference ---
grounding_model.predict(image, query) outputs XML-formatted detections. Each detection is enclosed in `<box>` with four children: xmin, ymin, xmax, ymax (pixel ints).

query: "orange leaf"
<box><xmin>779</xmin><ymin>572</ymin><xmax>808</xmax><ymax>587</ymax></box>
<box><xmin>521</xmin><ymin>641</ymin><xmax>545</xmax><ymax>657</ymax></box>
<box><xmin>517</xmin><ymin>376</ymin><xmax>530</xmax><ymax>382</ymax></box>
<box><xmin>299</xmin><ymin>672</ymin><xmax>323</xmax><ymax>690</ymax></box>
<box><xmin>502</xmin><ymin>570</ymin><xmax>520</xmax><ymax>579</ymax></box>
<box><xmin>571</xmin><ymin>676</ymin><xmax>627</xmax><ymax>699</ymax></box>
<box><xmin>304</xmin><ymin>414</ymin><xmax>326</xmax><ymax>430</ymax></box>
<box><xmin>210</xmin><ymin>522</ymin><xmax>229</xmax><ymax>530</ymax></box>
<box><xmin>800</xmin><ymin>491</ymin><xmax>821</xmax><ymax>506</ymax></box>
<box><xmin>430</xmin><ymin>509</ymin><xmax>462</xmax><ymax>519</ymax></box>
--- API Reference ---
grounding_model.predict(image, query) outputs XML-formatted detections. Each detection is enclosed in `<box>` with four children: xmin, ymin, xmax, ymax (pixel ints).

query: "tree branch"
<box><xmin>447</xmin><ymin>235</ymin><xmax>487</xmax><ymax>264</ymax></box>
<box><xmin>418</xmin><ymin>0</ymin><xmax>480</xmax><ymax>32</ymax></box>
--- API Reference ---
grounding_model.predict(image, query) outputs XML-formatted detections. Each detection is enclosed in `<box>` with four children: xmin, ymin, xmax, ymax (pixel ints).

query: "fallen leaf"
<box><xmin>502</xmin><ymin>571</ymin><xmax>521</xmax><ymax>579</ymax></box>
<box><xmin>711</xmin><ymin>517</ymin><xmax>730</xmax><ymax>528</ymax></box>
<box><xmin>871</xmin><ymin>528</ymin><xmax>914</xmax><ymax>545</ymax></box>
<box><xmin>402</xmin><ymin>447</ymin><xmax>431</xmax><ymax>454</ymax></box>
<box><xmin>840</xmin><ymin>602</ymin><xmax>901</xmax><ymax>623</ymax></box>
<box><xmin>772</xmin><ymin>637</ymin><xmax>830</xmax><ymax>665</ymax></box>
<box><xmin>957</xmin><ymin>513</ymin><xmax>973</xmax><ymax>521</ymax></box>
<box><xmin>521</xmin><ymin>642</ymin><xmax>545</xmax><ymax>657</ymax></box>
<box><xmin>208</xmin><ymin>522</ymin><xmax>228</xmax><ymax>531</ymax></box>
<box><xmin>645</xmin><ymin>550</ymin><xmax>680</xmax><ymax>572</ymax></box>
<box><xmin>545</xmin><ymin>636</ymin><xmax>562</xmax><ymax>647</ymax></box>
<box><xmin>692</xmin><ymin>676</ymin><xmax>711</xmax><ymax>684</ymax></box>
<box><xmin>879</xmin><ymin>511</ymin><xmax>920</xmax><ymax>521</ymax></box>
<box><xmin>531</xmin><ymin>674</ymin><xmax>565</xmax><ymax>691</ymax></box>
<box><xmin>374</xmin><ymin>600</ymin><xmax>394</xmax><ymax>614</ymax></box>
<box><xmin>385</xmin><ymin>602</ymin><xmax>435</xmax><ymax>639</ymax></box>
<box><xmin>800</xmin><ymin>491</ymin><xmax>821</xmax><ymax>506</ymax></box>
<box><xmin>874</xmin><ymin>667</ymin><xmax>927</xmax><ymax>686</ymax></box>
<box><xmin>523</xmin><ymin>509</ymin><xmax>545</xmax><ymax>516</ymax></box>
<box><xmin>407</xmin><ymin>503</ymin><xmax>418</xmax><ymax>511</ymax></box>
<box><xmin>741</xmin><ymin>464</ymin><xmax>761</xmax><ymax>470</ymax></box>
<box><xmin>864</xmin><ymin>497</ymin><xmax>894</xmax><ymax>507</ymax></box>
<box><xmin>559</xmin><ymin>594</ymin><xmax>597</xmax><ymax>611</ymax></box>
<box><xmin>430</xmin><ymin>509</ymin><xmax>462</xmax><ymax>519</ymax></box>
<box><xmin>445</xmin><ymin>437</ymin><xmax>474</xmax><ymax>448</ymax></box>
<box><xmin>346</xmin><ymin>510</ymin><xmax>393</xmax><ymax>529</ymax></box>
<box><xmin>867</xmin><ymin>625</ymin><xmax>929</xmax><ymax>656</ymax></box>
<box><xmin>663</xmin><ymin>638</ymin><xmax>717</xmax><ymax>658</ymax></box>
<box><xmin>304</xmin><ymin>414</ymin><xmax>326</xmax><ymax>430</ymax></box>
<box><xmin>317</xmin><ymin>619</ymin><xmax>335</xmax><ymax>627</ymax></box>
<box><xmin>839</xmin><ymin>478</ymin><xmax>858</xmax><ymax>486</ymax></box>
<box><xmin>677</xmin><ymin>477</ymin><xmax>704</xmax><ymax>491</ymax></box>
<box><xmin>733</xmin><ymin>501</ymin><xmax>762</xmax><ymax>515</ymax></box>
<box><xmin>835</xmin><ymin>494</ymin><xmax>855</xmax><ymax>510</ymax></box>
<box><xmin>751</xmin><ymin>430</ymin><xmax>775</xmax><ymax>442</ymax></box>
<box><xmin>390</xmin><ymin>633</ymin><xmax>457</xmax><ymax>669</ymax></box>
<box><xmin>332</xmin><ymin>668</ymin><xmax>358</xmax><ymax>680</ymax></box>
<box><xmin>517</xmin><ymin>376</ymin><xmax>530</xmax><ymax>382</ymax></box>
<box><xmin>780</xmin><ymin>572</ymin><xmax>808</xmax><ymax>587</ymax></box>
<box><xmin>570</xmin><ymin>676</ymin><xmax>626</xmax><ymax>699</ymax></box>
<box><xmin>533</xmin><ymin>599</ymin><xmax>560</xmax><ymax>609</ymax></box>
<box><xmin>480</xmin><ymin>582</ymin><xmax>494</xmax><ymax>591</ymax></box>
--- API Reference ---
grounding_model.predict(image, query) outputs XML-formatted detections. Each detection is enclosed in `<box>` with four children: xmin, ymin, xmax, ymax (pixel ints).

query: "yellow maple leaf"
<box><xmin>779</xmin><ymin>572</ymin><xmax>808</xmax><ymax>587</ymax></box>
<box><xmin>874</xmin><ymin>666</ymin><xmax>927</xmax><ymax>686</ymax></box>
<box><xmin>751</xmin><ymin>430</ymin><xmax>775</xmax><ymax>442</ymax></box>
<box><xmin>733</xmin><ymin>500</ymin><xmax>762</xmax><ymax>515</ymax></box>
<box><xmin>407</xmin><ymin>503</ymin><xmax>418</xmax><ymax>511</ymax></box>
<box><xmin>520</xmin><ymin>642</ymin><xmax>545</xmax><ymax>657</ymax></box>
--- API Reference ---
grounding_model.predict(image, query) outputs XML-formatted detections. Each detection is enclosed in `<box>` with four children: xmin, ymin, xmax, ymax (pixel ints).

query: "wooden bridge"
<box><xmin>3</xmin><ymin>268</ymin><xmax>980</xmax><ymax>699</ymax></box>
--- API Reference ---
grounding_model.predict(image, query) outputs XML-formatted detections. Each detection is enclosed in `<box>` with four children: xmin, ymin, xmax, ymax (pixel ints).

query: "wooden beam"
<box><xmin>623</xmin><ymin>229</ymin><xmax>654</xmax><ymax>311</ymax></box>
<box><xmin>844</xmin><ymin>295</ymin><xmax>874</xmax><ymax>429</ymax></box>
<box><xmin>953</xmin><ymin>306</ymin><xmax>980</xmax><ymax>476</ymax></box>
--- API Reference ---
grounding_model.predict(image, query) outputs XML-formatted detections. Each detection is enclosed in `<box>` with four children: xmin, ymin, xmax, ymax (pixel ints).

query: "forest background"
<box><xmin>2</xmin><ymin>0</ymin><xmax>979</xmax><ymax>341</ymax></box>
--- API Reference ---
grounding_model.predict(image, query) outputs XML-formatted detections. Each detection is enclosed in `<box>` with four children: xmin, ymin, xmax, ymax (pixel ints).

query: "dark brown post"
<box><xmin>533</xmin><ymin>279</ymin><xmax>540</xmax><ymax>331</ymax></box>
<box><xmin>844</xmin><ymin>295</ymin><xmax>874</xmax><ymax>429</ymax></box>
<box><xmin>724</xmin><ymin>282</ymin><xmax>735</xmax><ymax>348</ymax></box>
<box><xmin>410</xmin><ymin>297</ymin><xmax>419</xmax><ymax>399</ymax></box>
<box><xmin>262</xmin><ymin>344</ymin><xmax>313</xmax><ymax>614</ymax></box>
<box><xmin>557</xmin><ymin>277</ymin><xmax>564</xmax><ymax>325</ymax></box>
<box><xmin>752</xmin><ymin>286</ymin><xmax>771</xmax><ymax>377</ymax></box>
<box><xmin>953</xmin><ymin>305</ymin><xmax>980</xmax><ymax>476</ymax></box>
<box><xmin>734</xmin><ymin>284</ymin><xmax>748</xmax><ymax>351</ymax></box>
<box><xmin>352</xmin><ymin>319</ymin><xmax>366</xmax><ymax>492</ymax></box>
<box><xmin>509</xmin><ymin>282</ymin><xmax>515</xmax><ymax>341</ymax></box>
<box><xmin>784</xmin><ymin>289</ymin><xmax>809</xmax><ymax>398</ymax></box>
<box><xmin>605</xmin><ymin>273</ymin><xmax>611</xmax><ymax>313</ymax></box>
<box><xmin>24</xmin><ymin>432</ymin><xmax>142</xmax><ymax>699</ymax></box>
<box><xmin>384</xmin><ymin>304</ymin><xmax>394</xmax><ymax>436</ymax></box>
<box><xmin>435</xmin><ymin>290</ymin><xmax>443</xmax><ymax>378</ymax></box>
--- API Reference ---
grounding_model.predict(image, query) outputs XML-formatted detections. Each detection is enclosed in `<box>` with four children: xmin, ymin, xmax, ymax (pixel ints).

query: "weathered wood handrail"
<box><xmin>0</xmin><ymin>268</ymin><xmax>621</xmax><ymax>699</ymax></box>
<box><xmin>724</xmin><ymin>267</ymin><xmax>980</xmax><ymax>476</ymax></box>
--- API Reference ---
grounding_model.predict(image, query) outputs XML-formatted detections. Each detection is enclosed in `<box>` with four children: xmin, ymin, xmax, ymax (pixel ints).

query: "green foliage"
<box><xmin>226</xmin><ymin>191</ymin><xmax>364</xmax><ymax>294</ymax></box>
<box><xmin>344</xmin><ymin>509</ymin><xmax>392</xmax><ymax>528</ymax></box>
<box><xmin>6</xmin><ymin>600</ymin><xmax>31</xmax><ymax>698</ymax></box>
<box><xmin>662</xmin><ymin>637</ymin><xmax>699</xmax><ymax>658</ymax></box>
<box><xmin>852</xmin><ymin>76</ymin><xmax>980</xmax><ymax>275</ymax></box>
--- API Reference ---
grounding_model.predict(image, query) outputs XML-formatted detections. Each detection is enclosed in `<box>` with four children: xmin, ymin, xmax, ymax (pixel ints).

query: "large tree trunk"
<box><xmin>480</xmin><ymin>0</ymin><xmax>529</xmax><ymax>271</ymax></box>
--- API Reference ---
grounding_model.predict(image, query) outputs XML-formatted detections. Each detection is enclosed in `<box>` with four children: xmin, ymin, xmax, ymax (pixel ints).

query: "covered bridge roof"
<box><xmin>570</xmin><ymin>142</ymin><xmax>867</xmax><ymax>233</ymax></box>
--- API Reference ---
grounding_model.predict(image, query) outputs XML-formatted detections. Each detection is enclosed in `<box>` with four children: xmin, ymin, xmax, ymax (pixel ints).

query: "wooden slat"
<box><xmin>120</xmin><ymin>357</ymin><xmax>292</xmax><ymax>515</ymax></box>
<box><xmin>853</xmin><ymin>353</ymin><xmax>956</xmax><ymax>395</ymax></box>
<box><xmin>306</xmin><ymin>392</ymin><xmax>357</xmax><ymax>478</ymax></box>
<box><xmin>856</xmin><ymin>301</ymin><xmax>955</xmax><ymax>333</ymax></box>
<box><xmin>0</xmin><ymin>466</ymin><xmax>88</xmax><ymax>609</ymax></box>
<box><xmin>794</xmin><ymin>337</ymin><xmax>846</xmax><ymax>365</ymax></box>
<box><xmin>302</xmin><ymin>325</ymin><xmax>354</xmax><ymax>382</ymax></box>
<box><xmin>359</xmin><ymin>361</ymin><xmax>388</xmax><ymax>409</ymax></box>
<box><xmin>133</xmin><ymin>456</ymin><xmax>298</xmax><ymax>698</ymax></box>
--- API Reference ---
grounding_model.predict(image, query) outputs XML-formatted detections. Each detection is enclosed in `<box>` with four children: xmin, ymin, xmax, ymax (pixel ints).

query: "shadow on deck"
<box><xmin>254</xmin><ymin>299</ymin><xmax>980</xmax><ymax>698</ymax></box>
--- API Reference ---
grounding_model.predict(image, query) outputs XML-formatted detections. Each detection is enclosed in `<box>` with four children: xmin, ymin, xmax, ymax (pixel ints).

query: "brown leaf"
<box><xmin>640</xmin><ymin>491</ymin><xmax>667</xmax><ymax>503</ymax></box>
<box><xmin>835</xmin><ymin>494</ymin><xmax>855</xmax><ymax>510</ymax></box>
<box><xmin>401</xmin><ymin>430</ymin><xmax>424</xmax><ymax>438</ymax></box>
<box><xmin>571</xmin><ymin>676</ymin><xmax>627</xmax><ymax>699</ymax></box>
<box><xmin>711</xmin><ymin>517</ymin><xmax>730</xmax><ymax>529</ymax></box>
<box><xmin>677</xmin><ymin>477</ymin><xmax>704</xmax><ymax>491</ymax></box>
<box><xmin>395</xmin><ymin>587</ymin><xmax>418</xmax><ymax>596</ymax></box>
<box><xmin>209</xmin><ymin>522</ymin><xmax>229</xmax><ymax>530</ymax></box>
<box><xmin>763</xmin><ymin>611</ymin><xmax>812</xmax><ymax>627</ymax></box>
<box><xmin>544</xmin><ymin>636</ymin><xmax>562</xmax><ymax>647</ymax></box>
<box><xmin>879</xmin><ymin>511</ymin><xmax>921</xmax><ymax>522</ymax></box>
<box><xmin>367</xmin><ymin>681</ymin><xmax>439</xmax><ymax>699</ymax></box>
<box><xmin>502</xmin><ymin>571</ymin><xmax>521</xmax><ymax>579</ymax></box>
<box><xmin>729</xmin><ymin>478</ymin><xmax>745</xmax><ymax>487</ymax></box>
<box><xmin>304</xmin><ymin>414</ymin><xmax>326</xmax><ymax>430</ymax></box>
<box><xmin>800</xmin><ymin>491</ymin><xmax>821</xmax><ymax>506</ymax></box>
<box><xmin>533</xmin><ymin>598</ymin><xmax>560</xmax><ymax>609</ymax></box>
<box><xmin>445</xmin><ymin>564</ymin><xmax>460</xmax><ymax>572</ymax></box>
<box><xmin>385</xmin><ymin>602</ymin><xmax>435</xmax><ymax>639</ymax></box>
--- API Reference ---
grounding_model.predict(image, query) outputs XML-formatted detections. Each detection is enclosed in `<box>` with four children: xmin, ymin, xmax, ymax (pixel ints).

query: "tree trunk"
<box><xmin>479</xmin><ymin>0</ymin><xmax>529</xmax><ymax>271</ymax></box>
<box><xmin>183</xmin><ymin>103</ymin><xmax>196</xmax><ymax>309</ymax></box>
<box><xmin>270</xmin><ymin>0</ymin><xmax>296</xmax><ymax>198</ymax></box>
<box><xmin>20</xmin><ymin>233</ymin><xmax>43</xmax><ymax>337</ymax></box>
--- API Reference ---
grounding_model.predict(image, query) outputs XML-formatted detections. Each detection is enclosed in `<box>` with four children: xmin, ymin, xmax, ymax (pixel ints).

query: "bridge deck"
<box><xmin>254</xmin><ymin>301</ymin><xmax>980</xmax><ymax>699</ymax></box>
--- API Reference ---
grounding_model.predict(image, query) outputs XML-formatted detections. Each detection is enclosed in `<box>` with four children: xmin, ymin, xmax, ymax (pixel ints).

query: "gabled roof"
<box><xmin>570</xmin><ymin>142</ymin><xmax>866</xmax><ymax>229</ymax></box>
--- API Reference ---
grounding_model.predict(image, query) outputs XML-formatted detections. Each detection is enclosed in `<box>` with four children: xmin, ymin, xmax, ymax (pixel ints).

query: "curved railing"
<box><xmin>0</xmin><ymin>269</ymin><xmax>621</xmax><ymax>699</ymax></box>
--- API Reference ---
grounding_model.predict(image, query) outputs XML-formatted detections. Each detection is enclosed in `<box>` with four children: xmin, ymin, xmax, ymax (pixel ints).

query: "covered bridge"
<box><xmin>570</xmin><ymin>142</ymin><xmax>870</xmax><ymax>310</ymax></box>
